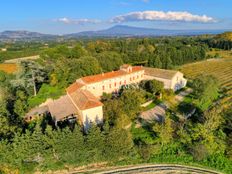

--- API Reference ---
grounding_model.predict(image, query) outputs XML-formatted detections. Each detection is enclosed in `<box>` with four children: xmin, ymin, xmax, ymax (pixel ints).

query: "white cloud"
<box><xmin>110</xmin><ymin>11</ymin><xmax>216</xmax><ymax>23</ymax></box>
<box><xmin>56</xmin><ymin>17</ymin><xmax>101</xmax><ymax>25</ymax></box>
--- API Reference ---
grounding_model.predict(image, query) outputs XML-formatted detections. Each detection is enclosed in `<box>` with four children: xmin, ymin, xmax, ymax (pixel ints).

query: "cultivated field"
<box><xmin>207</xmin><ymin>49</ymin><xmax>232</xmax><ymax>59</ymax></box>
<box><xmin>0</xmin><ymin>63</ymin><xmax>18</xmax><ymax>73</ymax></box>
<box><xmin>180</xmin><ymin>51</ymin><xmax>232</xmax><ymax>108</ymax></box>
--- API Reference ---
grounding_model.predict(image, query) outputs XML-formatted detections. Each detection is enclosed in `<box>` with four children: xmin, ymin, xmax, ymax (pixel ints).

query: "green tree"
<box><xmin>96</xmin><ymin>51</ymin><xmax>124</xmax><ymax>72</ymax></box>
<box><xmin>86</xmin><ymin>124</ymin><xmax>104</xmax><ymax>162</ymax></box>
<box><xmin>153</xmin><ymin>114</ymin><xmax>173</xmax><ymax>147</ymax></box>
<box><xmin>13</xmin><ymin>90</ymin><xmax>28</xmax><ymax>118</ymax></box>
<box><xmin>11</xmin><ymin>61</ymin><xmax>47</xmax><ymax>96</ymax></box>
<box><xmin>0</xmin><ymin>87</ymin><xmax>18</xmax><ymax>139</ymax></box>
<box><xmin>0</xmin><ymin>71</ymin><xmax>6</xmax><ymax>82</ymax></box>
<box><xmin>140</xmin><ymin>80</ymin><xmax>164</xmax><ymax>95</ymax></box>
<box><xmin>104</xmin><ymin>128</ymin><xmax>133</xmax><ymax>160</ymax></box>
<box><xmin>191</xmin><ymin>75</ymin><xmax>219</xmax><ymax>110</ymax></box>
<box><xmin>148</xmin><ymin>54</ymin><xmax>163</xmax><ymax>68</ymax></box>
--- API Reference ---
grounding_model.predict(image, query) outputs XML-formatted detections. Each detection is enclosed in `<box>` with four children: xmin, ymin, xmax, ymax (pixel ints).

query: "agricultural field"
<box><xmin>0</xmin><ymin>63</ymin><xmax>18</xmax><ymax>73</ymax></box>
<box><xmin>180</xmin><ymin>50</ymin><xmax>232</xmax><ymax>108</ymax></box>
<box><xmin>207</xmin><ymin>49</ymin><xmax>232</xmax><ymax>59</ymax></box>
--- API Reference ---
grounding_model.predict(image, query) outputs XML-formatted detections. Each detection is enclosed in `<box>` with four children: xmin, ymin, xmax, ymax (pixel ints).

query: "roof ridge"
<box><xmin>80</xmin><ymin>89</ymin><xmax>98</xmax><ymax>103</ymax></box>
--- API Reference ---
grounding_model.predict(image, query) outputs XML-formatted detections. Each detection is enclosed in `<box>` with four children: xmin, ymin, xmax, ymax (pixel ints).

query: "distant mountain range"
<box><xmin>0</xmin><ymin>30</ymin><xmax>56</xmax><ymax>41</ymax></box>
<box><xmin>0</xmin><ymin>25</ymin><xmax>230</xmax><ymax>41</ymax></box>
<box><xmin>66</xmin><ymin>25</ymin><xmax>228</xmax><ymax>38</ymax></box>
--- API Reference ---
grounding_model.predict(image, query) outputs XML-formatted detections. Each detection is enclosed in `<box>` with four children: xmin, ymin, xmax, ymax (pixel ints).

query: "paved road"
<box><xmin>140</xmin><ymin>103</ymin><xmax>167</xmax><ymax>123</ymax></box>
<box><xmin>139</xmin><ymin>88</ymin><xmax>192</xmax><ymax>123</ymax></box>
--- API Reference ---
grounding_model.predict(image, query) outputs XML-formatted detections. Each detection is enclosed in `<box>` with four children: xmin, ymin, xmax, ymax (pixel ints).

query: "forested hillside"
<box><xmin>200</xmin><ymin>32</ymin><xmax>232</xmax><ymax>50</ymax></box>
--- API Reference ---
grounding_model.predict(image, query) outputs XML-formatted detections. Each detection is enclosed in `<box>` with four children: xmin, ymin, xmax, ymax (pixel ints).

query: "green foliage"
<box><xmin>96</xmin><ymin>51</ymin><xmax>124</xmax><ymax>72</ymax></box>
<box><xmin>140</xmin><ymin>79</ymin><xmax>164</xmax><ymax>94</ymax></box>
<box><xmin>28</xmin><ymin>84</ymin><xmax>64</xmax><ymax>108</ymax></box>
<box><xmin>41</xmin><ymin>44</ymin><xmax>101</xmax><ymax>88</ymax></box>
<box><xmin>152</xmin><ymin>114</ymin><xmax>174</xmax><ymax>146</ymax></box>
<box><xmin>0</xmin><ymin>37</ymin><xmax>231</xmax><ymax>173</ymax></box>
<box><xmin>105</xmin><ymin>128</ymin><xmax>133</xmax><ymax>160</ymax></box>
<box><xmin>216</xmin><ymin>32</ymin><xmax>232</xmax><ymax>41</ymax></box>
<box><xmin>131</xmin><ymin>124</ymin><xmax>156</xmax><ymax>145</ymax></box>
<box><xmin>148</xmin><ymin>55</ymin><xmax>162</xmax><ymax>68</ymax></box>
<box><xmin>190</xmin><ymin>144</ymin><xmax>209</xmax><ymax>161</ymax></box>
<box><xmin>0</xmin><ymin>87</ymin><xmax>20</xmax><ymax>140</ymax></box>
<box><xmin>0</xmin><ymin>71</ymin><xmax>6</xmax><ymax>82</ymax></box>
<box><xmin>13</xmin><ymin>90</ymin><xmax>28</xmax><ymax>118</ymax></box>
<box><xmin>103</xmin><ymin>89</ymin><xmax>145</xmax><ymax>127</ymax></box>
<box><xmin>191</xmin><ymin>75</ymin><xmax>219</xmax><ymax>111</ymax></box>
<box><xmin>11</xmin><ymin>61</ymin><xmax>47</xmax><ymax>96</ymax></box>
<box><xmin>0</xmin><ymin>122</ymin><xmax>135</xmax><ymax>173</ymax></box>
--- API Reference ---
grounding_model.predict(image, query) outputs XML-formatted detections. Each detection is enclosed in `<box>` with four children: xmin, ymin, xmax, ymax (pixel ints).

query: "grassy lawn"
<box><xmin>143</xmin><ymin>101</ymin><xmax>156</xmax><ymax>110</ymax></box>
<box><xmin>142</xmin><ymin>100</ymin><xmax>162</xmax><ymax>111</ymax></box>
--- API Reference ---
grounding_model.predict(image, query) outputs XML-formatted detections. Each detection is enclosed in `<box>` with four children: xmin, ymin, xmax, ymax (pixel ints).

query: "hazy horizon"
<box><xmin>1</xmin><ymin>0</ymin><xmax>232</xmax><ymax>34</ymax></box>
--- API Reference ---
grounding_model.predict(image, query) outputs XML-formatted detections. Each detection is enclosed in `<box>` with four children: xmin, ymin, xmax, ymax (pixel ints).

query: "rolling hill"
<box><xmin>65</xmin><ymin>25</ymin><xmax>228</xmax><ymax>38</ymax></box>
<box><xmin>0</xmin><ymin>25</ymin><xmax>230</xmax><ymax>40</ymax></box>
<box><xmin>0</xmin><ymin>30</ymin><xmax>56</xmax><ymax>41</ymax></box>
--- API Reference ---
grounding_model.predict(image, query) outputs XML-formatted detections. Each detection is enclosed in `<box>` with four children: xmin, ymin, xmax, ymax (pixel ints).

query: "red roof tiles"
<box><xmin>66</xmin><ymin>82</ymin><xmax>85</xmax><ymax>94</ymax></box>
<box><xmin>68</xmin><ymin>89</ymin><xmax>103</xmax><ymax>110</ymax></box>
<box><xmin>81</xmin><ymin>66</ymin><xmax>143</xmax><ymax>84</ymax></box>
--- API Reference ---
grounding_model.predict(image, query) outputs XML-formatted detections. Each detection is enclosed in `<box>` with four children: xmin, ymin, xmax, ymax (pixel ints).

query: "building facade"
<box><xmin>25</xmin><ymin>64</ymin><xmax>187</xmax><ymax>129</ymax></box>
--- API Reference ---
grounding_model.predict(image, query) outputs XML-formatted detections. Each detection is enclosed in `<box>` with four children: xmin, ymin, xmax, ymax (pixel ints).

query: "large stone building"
<box><xmin>143</xmin><ymin>67</ymin><xmax>187</xmax><ymax>91</ymax></box>
<box><xmin>25</xmin><ymin>64</ymin><xmax>187</xmax><ymax>129</ymax></box>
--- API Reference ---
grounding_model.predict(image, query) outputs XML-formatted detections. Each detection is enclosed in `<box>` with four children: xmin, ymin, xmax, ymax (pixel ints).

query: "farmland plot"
<box><xmin>0</xmin><ymin>63</ymin><xmax>18</xmax><ymax>73</ymax></box>
<box><xmin>180</xmin><ymin>57</ymin><xmax>232</xmax><ymax>107</ymax></box>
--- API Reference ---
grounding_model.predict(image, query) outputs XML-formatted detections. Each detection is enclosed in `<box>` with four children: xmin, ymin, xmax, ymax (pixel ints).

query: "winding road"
<box><xmin>95</xmin><ymin>164</ymin><xmax>221</xmax><ymax>174</ymax></box>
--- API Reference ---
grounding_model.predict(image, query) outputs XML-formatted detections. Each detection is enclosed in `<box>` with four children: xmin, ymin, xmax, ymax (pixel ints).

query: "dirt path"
<box><xmin>4</xmin><ymin>55</ymin><xmax>40</xmax><ymax>63</ymax></box>
<box><xmin>64</xmin><ymin>164</ymin><xmax>221</xmax><ymax>174</ymax></box>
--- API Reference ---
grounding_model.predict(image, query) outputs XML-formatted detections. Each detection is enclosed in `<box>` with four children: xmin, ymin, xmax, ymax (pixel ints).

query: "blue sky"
<box><xmin>0</xmin><ymin>0</ymin><xmax>231</xmax><ymax>34</ymax></box>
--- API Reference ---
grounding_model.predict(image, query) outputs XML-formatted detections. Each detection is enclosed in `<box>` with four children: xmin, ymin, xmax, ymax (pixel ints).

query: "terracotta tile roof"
<box><xmin>143</xmin><ymin>67</ymin><xmax>178</xmax><ymax>80</ymax></box>
<box><xmin>132</xmin><ymin>66</ymin><xmax>143</xmax><ymax>71</ymax></box>
<box><xmin>47</xmin><ymin>95</ymin><xmax>78</xmax><ymax>121</ymax></box>
<box><xmin>81</xmin><ymin>66</ymin><xmax>143</xmax><ymax>84</ymax></box>
<box><xmin>66</xmin><ymin>82</ymin><xmax>85</xmax><ymax>94</ymax></box>
<box><xmin>68</xmin><ymin>89</ymin><xmax>103</xmax><ymax>110</ymax></box>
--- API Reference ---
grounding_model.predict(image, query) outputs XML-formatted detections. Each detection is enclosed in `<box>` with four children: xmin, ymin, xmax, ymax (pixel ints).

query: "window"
<box><xmin>114</xmin><ymin>82</ymin><xmax>117</xmax><ymax>87</ymax></box>
<box><xmin>137</xmin><ymin>75</ymin><xmax>139</xmax><ymax>79</ymax></box>
<box><xmin>130</xmin><ymin>77</ymin><xmax>132</xmax><ymax>81</ymax></box>
<box><xmin>102</xmin><ymin>85</ymin><xmax>105</xmax><ymax>90</ymax></box>
<box><xmin>119</xmin><ymin>81</ymin><xmax>122</xmax><ymax>85</ymax></box>
<box><xmin>109</xmin><ymin>84</ymin><xmax>111</xmax><ymax>88</ymax></box>
<box><xmin>124</xmin><ymin>80</ymin><xmax>126</xmax><ymax>84</ymax></box>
